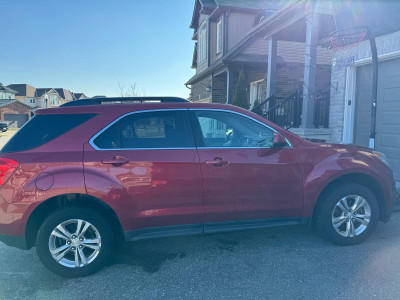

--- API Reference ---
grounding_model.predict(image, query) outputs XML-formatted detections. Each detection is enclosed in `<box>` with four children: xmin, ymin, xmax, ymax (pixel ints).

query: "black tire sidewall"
<box><xmin>36</xmin><ymin>207</ymin><xmax>113</xmax><ymax>278</ymax></box>
<box><xmin>318</xmin><ymin>183</ymin><xmax>380</xmax><ymax>245</ymax></box>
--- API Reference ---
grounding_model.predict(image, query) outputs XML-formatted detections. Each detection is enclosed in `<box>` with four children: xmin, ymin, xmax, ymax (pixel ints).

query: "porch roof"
<box><xmin>186</xmin><ymin>0</ymin><xmax>334</xmax><ymax>86</ymax></box>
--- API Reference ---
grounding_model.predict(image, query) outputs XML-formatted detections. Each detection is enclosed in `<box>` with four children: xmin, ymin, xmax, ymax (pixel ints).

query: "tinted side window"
<box><xmin>93</xmin><ymin>110</ymin><xmax>194</xmax><ymax>149</ymax></box>
<box><xmin>194</xmin><ymin>111</ymin><xmax>274</xmax><ymax>148</ymax></box>
<box><xmin>1</xmin><ymin>114</ymin><xmax>96</xmax><ymax>153</ymax></box>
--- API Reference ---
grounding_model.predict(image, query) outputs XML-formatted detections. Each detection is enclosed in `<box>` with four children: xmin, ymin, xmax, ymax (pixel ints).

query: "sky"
<box><xmin>1</xmin><ymin>0</ymin><xmax>196</xmax><ymax>98</ymax></box>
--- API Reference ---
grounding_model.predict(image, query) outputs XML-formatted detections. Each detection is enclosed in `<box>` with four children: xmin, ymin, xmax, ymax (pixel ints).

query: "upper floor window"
<box><xmin>198</xmin><ymin>23</ymin><xmax>207</xmax><ymax>62</ymax></box>
<box><xmin>216</xmin><ymin>20</ymin><xmax>222</xmax><ymax>54</ymax></box>
<box><xmin>93</xmin><ymin>110</ymin><xmax>194</xmax><ymax>149</ymax></box>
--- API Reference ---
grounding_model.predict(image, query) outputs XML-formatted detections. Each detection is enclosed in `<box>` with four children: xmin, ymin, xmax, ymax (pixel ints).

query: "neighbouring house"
<box><xmin>0</xmin><ymin>99</ymin><xmax>33</xmax><ymax>128</ymax></box>
<box><xmin>34</xmin><ymin>88</ymin><xmax>63</xmax><ymax>108</ymax></box>
<box><xmin>7</xmin><ymin>83</ymin><xmax>89</xmax><ymax>108</ymax></box>
<box><xmin>0</xmin><ymin>83</ymin><xmax>17</xmax><ymax>100</ymax></box>
<box><xmin>72</xmin><ymin>92</ymin><xmax>89</xmax><ymax>100</ymax></box>
<box><xmin>186</xmin><ymin>0</ymin><xmax>335</xmax><ymax>140</ymax></box>
<box><xmin>53</xmin><ymin>88</ymin><xmax>74</xmax><ymax>105</ymax></box>
<box><xmin>7</xmin><ymin>83</ymin><xmax>37</xmax><ymax>107</ymax></box>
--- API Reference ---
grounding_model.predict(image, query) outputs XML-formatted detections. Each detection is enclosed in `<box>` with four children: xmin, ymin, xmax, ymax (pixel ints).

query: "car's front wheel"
<box><xmin>36</xmin><ymin>207</ymin><xmax>113</xmax><ymax>277</ymax></box>
<box><xmin>317</xmin><ymin>183</ymin><xmax>379</xmax><ymax>245</ymax></box>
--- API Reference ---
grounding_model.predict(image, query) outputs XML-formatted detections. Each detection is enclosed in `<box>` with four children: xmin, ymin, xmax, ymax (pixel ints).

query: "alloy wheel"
<box><xmin>331</xmin><ymin>195</ymin><xmax>371</xmax><ymax>238</ymax></box>
<box><xmin>48</xmin><ymin>219</ymin><xmax>102</xmax><ymax>268</ymax></box>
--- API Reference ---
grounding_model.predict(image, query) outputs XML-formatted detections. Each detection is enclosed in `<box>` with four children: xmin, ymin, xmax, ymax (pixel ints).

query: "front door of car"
<box><xmin>83</xmin><ymin>109</ymin><xmax>204</xmax><ymax>236</ymax></box>
<box><xmin>189</xmin><ymin>110</ymin><xmax>303</xmax><ymax>228</ymax></box>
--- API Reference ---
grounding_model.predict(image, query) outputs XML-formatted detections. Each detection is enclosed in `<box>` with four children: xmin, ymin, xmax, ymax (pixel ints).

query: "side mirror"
<box><xmin>273</xmin><ymin>132</ymin><xmax>287</xmax><ymax>148</ymax></box>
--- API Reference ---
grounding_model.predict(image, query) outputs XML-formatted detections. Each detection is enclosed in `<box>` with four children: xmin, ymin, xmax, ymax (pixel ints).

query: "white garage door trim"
<box><xmin>343</xmin><ymin>50</ymin><xmax>400</xmax><ymax>144</ymax></box>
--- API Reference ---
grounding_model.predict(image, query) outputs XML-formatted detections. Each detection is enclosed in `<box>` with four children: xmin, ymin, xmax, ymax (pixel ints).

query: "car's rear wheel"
<box><xmin>36</xmin><ymin>207</ymin><xmax>113</xmax><ymax>277</ymax></box>
<box><xmin>317</xmin><ymin>183</ymin><xmax>379</xmax><ymax>245</ymax></box>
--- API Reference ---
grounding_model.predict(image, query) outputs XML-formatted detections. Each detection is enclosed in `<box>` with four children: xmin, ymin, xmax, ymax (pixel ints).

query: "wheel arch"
<box><xmin>25</xmin><ymin>193</ymin><xmax>124</xmax><ymax>249</ymax></box>
<box><xmin>312</xmin><ymin>173</ymin><xmax>386</xmax><ymax>223</ymax></box>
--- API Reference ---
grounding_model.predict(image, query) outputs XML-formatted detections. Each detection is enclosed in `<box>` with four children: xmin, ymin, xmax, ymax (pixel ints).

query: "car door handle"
<box><xmin>101</xmin><ymin>156</ymin><xmax>129</xmax><ymax>166</ymax></box>
<box><xmin>205</xmin><ymin>158</ymin><xmax>229</xmax><ymax>167</ymax></box>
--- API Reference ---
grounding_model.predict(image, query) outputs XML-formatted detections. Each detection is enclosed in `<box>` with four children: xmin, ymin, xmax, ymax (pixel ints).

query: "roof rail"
<box><xmin>60</xmin><ymin>97</ymin><xmax>189</xmax><ymax>107</ymax></box>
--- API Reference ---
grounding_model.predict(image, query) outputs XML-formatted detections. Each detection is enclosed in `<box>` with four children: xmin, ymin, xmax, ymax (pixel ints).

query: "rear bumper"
<box><xmin>0</xmin><ymin>235</ymin><xmax>28</xmax><ymax>250</ymax></box>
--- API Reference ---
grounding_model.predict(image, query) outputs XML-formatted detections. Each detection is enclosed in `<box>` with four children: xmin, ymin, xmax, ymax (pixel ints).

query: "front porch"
<box><xmin>189</xmin><ymin>1</ymin><xmax>336</xmax><ymax>141</ymax></box>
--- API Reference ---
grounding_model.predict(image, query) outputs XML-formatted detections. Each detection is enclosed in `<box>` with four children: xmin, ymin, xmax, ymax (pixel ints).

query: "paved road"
<box><xmin>1</xmin><ymin>213</ymin><xmax>400</xmax><ymax>299</ymax></box>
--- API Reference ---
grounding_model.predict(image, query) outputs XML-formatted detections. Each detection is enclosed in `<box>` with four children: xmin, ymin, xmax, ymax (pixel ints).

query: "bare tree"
<box><xmin>117</xmin><ymin>81</ymin><xmax>139</xmax><ymax>97</ymax></box>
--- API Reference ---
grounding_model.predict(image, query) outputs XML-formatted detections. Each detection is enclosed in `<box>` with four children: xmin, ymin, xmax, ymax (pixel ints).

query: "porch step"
<box><xmin>288</xmin><ymin>128</ymin><xmax>331</xmax><ymax>142</ymax></box>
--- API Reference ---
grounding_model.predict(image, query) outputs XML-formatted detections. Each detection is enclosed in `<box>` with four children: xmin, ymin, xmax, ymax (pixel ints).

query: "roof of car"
<box><xmin>35</xmin><ymin>102</ymin><xmax>240</xmax><ymax>115</ymax></box>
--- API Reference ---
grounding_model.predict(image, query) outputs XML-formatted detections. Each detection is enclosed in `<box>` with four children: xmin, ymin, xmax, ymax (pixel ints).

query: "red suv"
<box><xmin>0</xmin><ymin>97</ymin><xmax>396</xmax><ymax>277</ymax></box>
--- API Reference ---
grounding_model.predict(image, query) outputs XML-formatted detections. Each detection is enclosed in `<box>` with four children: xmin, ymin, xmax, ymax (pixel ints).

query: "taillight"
<box><xmin>0</xmin><ymin>158</ymin><xmax>19</xmax><ymax>186</ymax></box>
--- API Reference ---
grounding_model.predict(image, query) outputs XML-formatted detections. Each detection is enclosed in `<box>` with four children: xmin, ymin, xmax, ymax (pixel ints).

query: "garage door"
<box><xmin>354</xmin><ymin>58</ymin><xmax>400</xmax><ymax>181</ymax></box>
<box><xmin>4</xmin><ymin>114</ymin><xmax>29</xmax><ymax>129</ymax></box>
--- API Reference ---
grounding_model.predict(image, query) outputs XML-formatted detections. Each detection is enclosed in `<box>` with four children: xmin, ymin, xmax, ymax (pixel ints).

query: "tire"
<box><xmin>36</xmin><ymin>207</ymin><xmax>113</xmax><ymax>277</ymax></box>
<box><xmin>317</xmin><ymin>183</ymin><xmax>380</xmax><ymax>245</ymax></box>
<box><xmin>1</xmin><ymin>128</ymin><xmax>7</xmax><ymax>132</ymax></box>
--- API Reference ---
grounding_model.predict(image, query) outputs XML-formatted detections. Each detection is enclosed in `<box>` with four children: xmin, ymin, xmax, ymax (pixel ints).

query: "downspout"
<box><xmin>369</xmin><ymin>30</ymin><xmax>378</xmax><ymax>149</ymax></box>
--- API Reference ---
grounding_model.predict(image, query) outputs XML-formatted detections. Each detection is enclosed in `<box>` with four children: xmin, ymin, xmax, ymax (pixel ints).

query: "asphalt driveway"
<box><xmin>1</xmin><ymin>212</ymin><xmax>400</xmax><ymax>299</ymax></box>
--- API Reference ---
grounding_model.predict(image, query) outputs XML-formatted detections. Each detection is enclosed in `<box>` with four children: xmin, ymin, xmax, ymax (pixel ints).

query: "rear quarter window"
<box><xmin>1</xmin><ymin>114</ymin><xmax>96</xmax><ymax>153</ymax></box>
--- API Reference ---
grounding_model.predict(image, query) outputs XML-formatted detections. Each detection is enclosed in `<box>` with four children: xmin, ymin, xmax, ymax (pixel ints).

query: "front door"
<box><xmin>83</xmin><ymin>109</ymin><xmax>204</xmax><ymax>236</ymax></box>
<box><xmin>190</xmin><ymin>109</ymin><xmax>303</xmax><ymax>228</ymax></box>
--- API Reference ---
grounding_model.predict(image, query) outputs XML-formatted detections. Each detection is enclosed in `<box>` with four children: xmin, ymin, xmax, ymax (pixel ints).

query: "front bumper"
<box><xmin>0</xmin><ymin>235</ymin><xmax>28</xmax><ymax>250</ymax></box>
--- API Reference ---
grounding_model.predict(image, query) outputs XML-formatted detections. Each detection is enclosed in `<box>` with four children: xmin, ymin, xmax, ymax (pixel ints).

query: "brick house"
<box><xmin>187</xmin><ymin>0</ymin><xmax>400</xmax><ymax>186</ymax></box>
<box><xmin>186</xmin><ymin>0</ymin><xmax>335</xmax><ymax>140</ymax></box>
<box><xmin>0</xmin><ymin>99</ymin><xmax>33</xmax><ymax>128</ymax></box>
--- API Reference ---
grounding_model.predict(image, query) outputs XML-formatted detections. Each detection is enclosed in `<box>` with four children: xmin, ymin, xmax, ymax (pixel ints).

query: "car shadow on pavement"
<box><xmin>109</xmin><ymin>224</ymin><xmax>321</xmax><ymax>274</ymax></box>
<box><xmin>1</xmin><ymin>215</ymin><xmax>400</xmax><ymax>299</ymax></box>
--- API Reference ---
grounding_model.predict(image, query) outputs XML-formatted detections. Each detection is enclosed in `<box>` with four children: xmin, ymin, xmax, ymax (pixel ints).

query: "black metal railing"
<box><xmin>251</xmin><ymin>89</ymin><xmax>330</xmax><ymax>130</ymax></box>
<box><xmin>314</xmin><ymin>90</ymin><xmax>330</xmax><ymax>128</ymax></box>
<box><xmin>251</xmin><ymin>91</ymin><xmax>302</xmax><ymax>130</ymax></box>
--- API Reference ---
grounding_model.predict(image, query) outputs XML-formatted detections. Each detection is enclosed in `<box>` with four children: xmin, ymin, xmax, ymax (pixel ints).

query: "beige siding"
<box><xmin>242</xmin><ymin>38</ymin><xmax>269</xmax><ymax>55</ymax></box>
<box><xmin>241</xmin><ymin>39</ymin><xmax>331</xmax><ymax>65</ymax></box>
<box><xmin>227</xmin><ymin>12</ymin><xmax>256</xmax><ymax>50</ymax></box>
<box><xmin>277</xmin><ymin>41</ymin><xmax>331</xmax><ymax>65</ymax></box>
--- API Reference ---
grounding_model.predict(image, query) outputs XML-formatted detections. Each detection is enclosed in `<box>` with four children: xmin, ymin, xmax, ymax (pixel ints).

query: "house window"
<box><xmin>216</xmin><ymin>20</ymin><xmax>222</xmax><ymax>54</ymax></box>
<box><xmin>29</xmin><ymin>98</ymin><xmax>35</xmax><ymax>104</ymax></box>
<box><xmin>198</xmin><ymin>23</ymin><xmax>207</xmax><ymax>62</ymax></box>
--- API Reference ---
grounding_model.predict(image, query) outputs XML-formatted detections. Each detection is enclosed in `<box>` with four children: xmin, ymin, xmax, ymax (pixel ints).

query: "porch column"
<box><xmin>266</xmin><ymin>35</ymin><xmax>277</xmax><ymax>98</ymax></box>
<box><xmin>300</xmin><ymin>13</ymin><xmax>320</xmax><ymax>128</ymax></box>
<box><xmin>226</xmin><ymin>68</ymin><xmax>234</xmax><ymax>104</ymax></box>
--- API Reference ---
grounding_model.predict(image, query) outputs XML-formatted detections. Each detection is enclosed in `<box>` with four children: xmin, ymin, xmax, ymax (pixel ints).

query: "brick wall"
<box><xmin>190</xmin><ymin>62</ymin><xmax>332</xmax><ymax>108</ymax></box>
<box><xmin>212</xmin><ymin>73</ymin><xmax>227</xmax><ymax>104</ymax></box>
<box><xmin>275</xmin><ymin>63</ymin><xmax>331</xmax><ymax>98</ymax></box>
<box><xmin>0</xmin><ymin>101</ymin><xmax>32</xmax><ymax>118</ymax></box>
<box><xmin>328</xmin><ymin>69</ymin><xmax>347</xmax><ymax>142</ymax></box>
<box><xmin>191</xmin><ymin>76</ymin><xmax>212</xmax><ymax>102</ymax></box>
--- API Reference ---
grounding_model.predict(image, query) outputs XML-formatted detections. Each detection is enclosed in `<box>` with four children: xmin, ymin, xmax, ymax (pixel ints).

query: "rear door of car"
<box><xmin>83</xmin><ymin>109</ymin><xmax>204</xmax><ymax>238</ymax></box>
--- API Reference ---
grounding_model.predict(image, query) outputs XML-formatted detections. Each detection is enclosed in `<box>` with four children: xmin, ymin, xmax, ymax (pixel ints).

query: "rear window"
<box><xmin>1</xmin><ymin>114</ymin><xmax>96</xmax><ymax>153</ymax></box>
<box><xmin>93</xmin><ymin>110</ymin><xmax>193</xmax><ymax>149</ymax></box>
